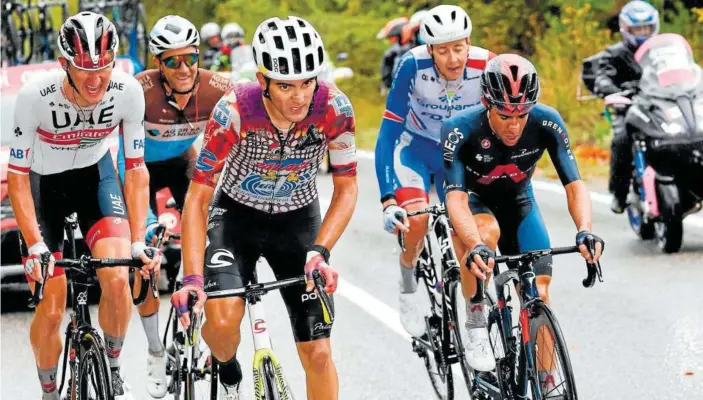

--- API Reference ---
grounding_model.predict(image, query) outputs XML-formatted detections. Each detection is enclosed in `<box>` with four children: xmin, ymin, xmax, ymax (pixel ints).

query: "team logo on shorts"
<box><xmin>481</xmin><ymin>139</ymin><xmax>491</xmax><ymax>149</ymax></box>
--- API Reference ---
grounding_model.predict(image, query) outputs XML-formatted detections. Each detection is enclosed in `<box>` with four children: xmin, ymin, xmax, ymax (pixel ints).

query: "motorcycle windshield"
<box><xmin>635</xmin><ymin>33</ymin><xmax>701</xmax><ymax>95</ymax></box>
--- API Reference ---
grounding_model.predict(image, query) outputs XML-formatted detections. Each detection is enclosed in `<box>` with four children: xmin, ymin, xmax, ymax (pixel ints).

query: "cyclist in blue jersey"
<box><xmin>374</xmin><ymin>4</ymin><xmax>495</xmax><ymax>338</ymax></box>
<box><xmin>442</xmin><ymin>54</ymin><xmax>605</xmax><ymax>380</ymax></box>
<box><xmin>116</xmin><ymin>15</ymin><xmax>231</xmax><ymax>398</ymax></box>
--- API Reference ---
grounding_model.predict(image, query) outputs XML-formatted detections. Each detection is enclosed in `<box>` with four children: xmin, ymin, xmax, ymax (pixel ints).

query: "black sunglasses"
<box><xmin>161</xmin><ymin>53</ymin><xmax>199</xmax><ymax>69</ymax></box>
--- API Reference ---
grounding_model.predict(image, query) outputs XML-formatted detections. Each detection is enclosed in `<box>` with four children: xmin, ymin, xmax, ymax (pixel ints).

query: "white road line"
<box><xmin>319</xmin><ymin>197</ymin><xmax>411</xmax><ymax>341</ymax></box>
<box><xmin>356</xmin><ymin>149</ymin><xmax>703</xmax><ymax>229</ymax></box>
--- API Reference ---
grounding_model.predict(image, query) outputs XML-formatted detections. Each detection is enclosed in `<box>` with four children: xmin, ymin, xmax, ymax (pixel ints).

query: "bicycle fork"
<box><xmin>248</xmin><ymin>298</ymin><xmax>294</xmax><ymax>400</ymax></box>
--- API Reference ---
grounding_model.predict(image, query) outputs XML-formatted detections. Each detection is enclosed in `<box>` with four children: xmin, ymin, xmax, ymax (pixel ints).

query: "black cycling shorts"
<box><xmin>146</xmin><ymin>152</ymin><xmax>192</xmax><ymax>212</ymax></box>
<box><xmin>21</xmin><ymin>151</ymin><xmax>130</xmax><ymax>281</ymax></box>
<box><xmin>468</xmin><ymin>185</ymin><xmax>553</xmax><ymax>277</ymax></box>
<box><xmin>203</xmin><ymin>193</ymin><xmax>332</xmax><ymax>342</ymax></box>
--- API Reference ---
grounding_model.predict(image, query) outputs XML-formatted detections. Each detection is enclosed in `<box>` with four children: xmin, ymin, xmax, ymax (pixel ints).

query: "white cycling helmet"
<box><xmin>420</xmin><ymin>5</ymin><xmax>472</xmax><ymax>45</ymax></box>
<box><xmin>57</xmin><ymin>12</ymin><xmax>119</xmax><ymax>70</ymax></box>
<box><xmin>200</xmin><ymin>22</ymin><xmax>221</xmax><ymax>41</ymax></box>
<box><xmin>222</xmin><ymin>22</ymin><xmax>245</xmax><ymax>39</ymax></box>
<box><xmin>252</xmin><ymin>16</ymin><xmax>325</xmax><ymax>80</ymax></box>
<box><xmin>409</xmin><ymin>9</ymin><xmax>429</xmax><ymax>26</ymax></box>
<box><xmin>149</xmin><ymin>15</ymin><xmax>199</xmax><ymax>56</ymax></box>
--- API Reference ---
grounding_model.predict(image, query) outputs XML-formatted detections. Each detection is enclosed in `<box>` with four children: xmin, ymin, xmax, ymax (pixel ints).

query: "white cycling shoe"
<box><xmin>464</xmin><ymin>327</ymin><xmax>496</xmax><ymax>372</ymax></box>
<box><xmin>399</xmin><ymin>284</ymin><xmax>430</xmax><ymax>337</ymax></box>
<box><xmin>146</xmin><ymin>352</ymin><xmax>168</xmax><ymax>398</ymax></box>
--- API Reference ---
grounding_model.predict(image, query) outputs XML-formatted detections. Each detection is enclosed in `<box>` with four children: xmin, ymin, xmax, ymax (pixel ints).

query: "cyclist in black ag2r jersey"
<box><xmin>441</xmin><ymin>54</ymin><xmax>604</xmax><ymax>389</ymax></box>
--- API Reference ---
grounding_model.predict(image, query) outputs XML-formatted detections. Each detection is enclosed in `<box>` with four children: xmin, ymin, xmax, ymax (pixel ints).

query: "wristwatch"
<box><xmin>310</xmin><ymin>244</ymin><xmax>330</xmax><ymax>263</ymax></box>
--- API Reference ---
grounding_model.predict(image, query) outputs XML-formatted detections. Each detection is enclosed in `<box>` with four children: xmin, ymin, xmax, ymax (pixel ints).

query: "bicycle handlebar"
<box><xmin>31</xmin><ymin>254</ymin><xmax>145</xmax><ymax>308</ymax></box>
<box><xmin>206</xmin><ymin>270</ymin><xmax>335</xmax><ymax>323</ymax></box>
<box><xmin>471</xmin><ymin>243</ymin><xmax>604</xmax><ymax>303</ymax></box>
<box><xmin>397</xmin><ymin>203</ymin><xmax>447</xmax><ymax>252</ymax></box>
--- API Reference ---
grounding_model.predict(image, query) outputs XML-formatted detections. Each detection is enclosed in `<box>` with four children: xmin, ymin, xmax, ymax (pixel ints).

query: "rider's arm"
<box><xmin>7</xmin><ymin>85</ymin><xmax>42</xmax><ymax>248</ymax></box>
<box><xmin>542</xmin><ymin>108</ymin><xmax>591</xmax><ymax>232</ymax></box>
<box><xmin>594</xmin><ymin>47</ymin><xmax>621</xmax><ymax>97</ymax></box>
<box><xmin>121</xmin><ymin>81</ymin><xmax>149</xmax><ymax>243</ymax></box>
<box><xmin>441</xmin><ymin>120</ymin><xmax>484</xmax><ymax>249</ymax></box>
<box><xmin>315</xmin><ymin>92</ymin><xmax>358</xmax><ymax>250</ymax></box>
<box><xmin>116</xmin><ymin>140</ymin><xmax>159</xmax><ymax>243</ymax></box>
<box><xmin>185</xmin><ymin>91</ymin><xmax>240</xmax><ymax>276</ymax></box>
<box><xmin>375</xmin><ymin>51</ymin><xmax>416</xmax><ymax>206</ymax></box>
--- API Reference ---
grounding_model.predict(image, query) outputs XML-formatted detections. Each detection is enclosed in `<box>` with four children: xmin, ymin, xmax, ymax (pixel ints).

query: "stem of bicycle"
<box><xmin>248</xmin><ymin>299</ymin><xmax>272</xmax><ymax>350</ymax></box>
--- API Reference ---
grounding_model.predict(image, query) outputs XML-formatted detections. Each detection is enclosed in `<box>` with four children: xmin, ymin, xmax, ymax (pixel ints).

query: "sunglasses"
<box><xmin>161</xmin><ymin>53</ymin><xmax>199</xmax><ymax>69</ymax></box>
<box><xmin>70</xmin><ymin>50</ymin><xmax>115</xmax><ymax>71</ymax></box>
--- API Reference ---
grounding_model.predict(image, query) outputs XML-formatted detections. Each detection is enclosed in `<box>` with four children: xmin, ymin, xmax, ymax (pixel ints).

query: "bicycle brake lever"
<box><xmin>149</xmin><ymin>269</ymin><xmax>159</xmax><ymax>298</ymax></box>
<box><xmin>312</xmin><ymin>269</ymin><xmax>335</xmax><ymax>324</ymax></box>
<box><xmin>397</xmin><ymin>231</ymin><xmax>406</xmax><ymax>253</ymax></box>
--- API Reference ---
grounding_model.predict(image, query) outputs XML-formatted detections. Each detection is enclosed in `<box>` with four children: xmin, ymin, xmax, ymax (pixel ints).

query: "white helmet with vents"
<box><xmin>420</xmin><ymin>5</ymin><xmax>472</xmax><ymax>45</ymax></box>
<box><xmin>200</xmin><ymin>22</ymin><xmax>221</xmax><ymax>41</ymax></box>
<box><xmin>149</xmin><ymin>15</ymin><xmax>199</xmax><ymax>56</ymax></box>
<box><xmin>252</xmin><ymin>16</ymin><xmax>325</xmax><ymax>80</ymax></box>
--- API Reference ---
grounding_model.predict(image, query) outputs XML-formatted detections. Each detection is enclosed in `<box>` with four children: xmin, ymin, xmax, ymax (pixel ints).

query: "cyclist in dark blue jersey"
<box><xmin>442</xmin><ymin>54</ymin><xmax>604</xmax><ymax>384</ymax></box>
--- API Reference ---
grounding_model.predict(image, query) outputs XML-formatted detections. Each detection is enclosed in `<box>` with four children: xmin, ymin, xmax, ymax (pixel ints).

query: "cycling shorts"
<box><xmin>21</xmin><ymin>152</ymin><xmax>130</xmax><ymax>282</ymax></box>
<box><xmin>468</xmin><ymin>185</ymin><xmax>553</xmax><ymax>276</ymax></box>
<box><xmin>146</xmin><ymin>152</ymin><xmax>192</xmax><ymax>212</ymax></box>
<box><xmin>203</xmin><ymin>193</ymin><xmax>332</xmax><ymax>342</ymax></box>
<box><xmin>394</xmin><ymin>132</ymin><xmax>446</xmax><ymax>207</ymax></box>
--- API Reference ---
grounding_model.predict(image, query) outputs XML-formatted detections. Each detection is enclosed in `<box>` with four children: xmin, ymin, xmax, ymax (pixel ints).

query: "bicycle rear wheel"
<box><xmin>415</xmin><ymin>313</ymin><xmax>454</xmax><ymax>399</ymax></box>
<box><xmin>528</xmin><ymin>303</ymin><xmax>578</xmax><ymax>399</ymax></box>
<box><xmin>77</xmin><ymin>330</ymin><xmax>114</xmax><ymax>400</ymax></box>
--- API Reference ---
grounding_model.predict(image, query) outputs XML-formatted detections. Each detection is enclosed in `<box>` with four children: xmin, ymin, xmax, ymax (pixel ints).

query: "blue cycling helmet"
<box><xmin>619</xmin><ymin>1</ymin><xmax>659</xmax><ymax>47</ymax></box>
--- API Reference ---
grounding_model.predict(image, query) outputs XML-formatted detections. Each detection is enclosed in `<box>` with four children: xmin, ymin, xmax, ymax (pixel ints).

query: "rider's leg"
<box><xmin>264</xmin><ymin>202</ymin><xmax>337</xmax><ymax>400</ymax></box>
<box><xmin>28</xmin><ymin>270</ymin><xmax>67</xmax><ymax>399</ymax></box>
<box><xmin>202</xmin><ymin>200</ymin><xmax>261</xmax><ymax>395</ymax></box>
<box><xmin>393</xmin><ymin>134</ymin><xmax>434</xmax><ymax>336</ymax></box>
<box><xmin>456</xmin><ymin>193</ymin><xmax>500</xmax><ymax>372</ymax></box>
<box><xmin>609</xmin><ymin>114</ymin><xmax>633</xmax><ymax>213</ymax></box>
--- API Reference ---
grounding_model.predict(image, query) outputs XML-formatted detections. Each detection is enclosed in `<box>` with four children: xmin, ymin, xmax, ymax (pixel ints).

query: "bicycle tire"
<box><xmin>528</xmin><ymin>302</ymin><xmax>578</xmax><ymax>399</ymax></box>
<box><xmin>262</xmin><ymin>356</ymin><xmax>279</xmax><ymax>400</ymax></box>
<box><xmin>165</xmin><ymin>307</ymin><xmax>183</xmax><ymax>397</ymax></box>
<box><xmin>419</xmin><ymin>314</ymin><xmax>454</xmax><ymax>399</ymax></box>
<box><xmin>77</xmin><ymin>329</ymin><xmax>114</xmax><ymax>400</ymax></box>
<box><xmin>185</xmin><ymin>338</ymin><xmax>213</xmax><ymax>400</ymax></box>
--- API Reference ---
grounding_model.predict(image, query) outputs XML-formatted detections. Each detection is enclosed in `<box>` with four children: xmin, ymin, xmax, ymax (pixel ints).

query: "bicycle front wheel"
<box><xmin>528</xmin><ymin>303</ymin><xmax>578</xmax><ymax>399</ymax></box>
<box><xmin>77</xmin><ymin>330</ymin><xmax>114</xmax><ymax>400</ymax></box>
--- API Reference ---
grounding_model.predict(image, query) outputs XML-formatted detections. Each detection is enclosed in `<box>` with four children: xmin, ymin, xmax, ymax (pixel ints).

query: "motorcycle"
<box><xmin>605</xmin><ymin>33</ymin><xmax>703</xmax><ymax>253</ymax></box>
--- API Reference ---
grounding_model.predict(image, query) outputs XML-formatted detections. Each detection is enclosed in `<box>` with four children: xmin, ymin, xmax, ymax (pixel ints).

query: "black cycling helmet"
<box><xmin>480</xmin><ymin>54</ymin><xmax>540</xmax><ymax>116</ymax></box>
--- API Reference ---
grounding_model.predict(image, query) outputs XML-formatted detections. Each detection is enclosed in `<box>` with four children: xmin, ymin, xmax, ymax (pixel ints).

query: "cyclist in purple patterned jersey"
<box><xmin>171</xmin><ymin>16</ymin><xmax>357</xmax><ymax>399</ymax></box>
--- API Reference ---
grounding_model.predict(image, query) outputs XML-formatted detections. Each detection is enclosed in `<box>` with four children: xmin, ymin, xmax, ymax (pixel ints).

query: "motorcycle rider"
<box><xmin>378</xmin><ymin>17</ymin><xmax>409</xmax><ymax>94</ymax></box>
<box><xmin>200</xmin><ymin>22</ymin><xmax>222</xmax><ymax>70</ymax></box>
<box><xmin>594</xmin><ymin>0</ymin><xmax>659</xmax><ymax>213</ymax></box>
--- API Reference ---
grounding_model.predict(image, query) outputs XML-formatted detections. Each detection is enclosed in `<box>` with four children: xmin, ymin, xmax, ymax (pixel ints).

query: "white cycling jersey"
<box><xmin>8</xmin><ymin>69</ymin><xmax>146</xmax><ymax>176</ymax></box>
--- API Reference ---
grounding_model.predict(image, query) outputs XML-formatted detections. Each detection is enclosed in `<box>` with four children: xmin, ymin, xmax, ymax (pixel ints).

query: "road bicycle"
<box><xmin>467</xmin><ymin>244</ymin><xmax>602</xmax><ymax>400</ymax></box>
<box><xmin>171</xmin><ymin>268</ymin><xmax>333</xmax><ymax>399</ymax></box>
<box><xmin>1</xmin><ymin>0</ymin><xmax>34</xmax><ymax>66</ymax></box>
<box><xmin>29</xmin><ymin>213</ymin><xmax>146</xmax><ymax>400</ymax></box>
<box><xmin>79</xmin><ymin>0</ymin><xmax>148</xmax><ymax>69</ymax></box>
<box><xmin>398</xmin><ymin>203</ymin><xmax>603</xmax><ymax>399</ymax></box>
<box><xmin>397</xmin><ymin>202</ymin><xmax>470</xmax><ymax>399</ymax></box>
<box><xmin>27</xmin><ymin>0</ymin><xmax>68</xmax><ymax>63</ymax></box>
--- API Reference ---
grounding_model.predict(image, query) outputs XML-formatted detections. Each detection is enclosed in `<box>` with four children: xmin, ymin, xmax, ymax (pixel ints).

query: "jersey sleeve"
<box><xmin>8</xmin><ymin>84</ymin><xmax>41</xmax><ymax>174</ymax></box>
<box><xmin>326</xmin><ymin>90</ymin><xmax>357</xmax><ymax>177</ymax></box>
<box><xmin>441</xmin><ymin>117</ymin><xmax>469</xmax><ymax>194</ymax></box>
<box><xmin>541</xmin><ymin>109</ymin><xmax>581</xmax><ymax>185</ymax></box>
<box><xmin>120</xmin><ymin>77</ymin><xmax>146</xmax><ymax>170</ymax></box>
<box><xmin>192</xmin><ymin>89</ymin><xmax>241</xmax><ymax>187</ymax></box>
<box><xmin>375</xmin><ymin>51</ymin><xmax>417</xmax><ymax>200</ymax></box>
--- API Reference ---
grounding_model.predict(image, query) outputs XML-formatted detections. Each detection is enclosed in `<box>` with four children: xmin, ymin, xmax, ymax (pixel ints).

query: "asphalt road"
<box><xmin>2</xmin><ymin>154</ymin><xmax>703</xmax><ymax>399</ymax></box>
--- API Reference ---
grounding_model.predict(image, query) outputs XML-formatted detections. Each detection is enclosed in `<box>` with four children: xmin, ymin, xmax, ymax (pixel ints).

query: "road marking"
<box><xmin>319</xmin><ymin>197</ymin><xmax>411</xmax><ymax>341</ymax></box>
<box><xmin>356</xmin><ymin>149</ymin><xmax>703</xmax><ymax>229</ymax></box>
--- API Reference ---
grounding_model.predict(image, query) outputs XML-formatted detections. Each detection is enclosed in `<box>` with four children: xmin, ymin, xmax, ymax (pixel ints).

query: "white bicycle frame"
<box><xmin>247</xmin><ymin>299</ymin><xmax>295</xmax><ymax>400</ymax></box>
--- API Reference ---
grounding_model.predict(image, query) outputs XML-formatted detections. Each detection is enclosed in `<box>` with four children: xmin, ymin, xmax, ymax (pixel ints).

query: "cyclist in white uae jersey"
<box><xmin>7</xmin><ymin>12</ymin><xmax>160</xmax><ymax>400</ymax></box>
<box><xmin>373</xmin><ymin>4</ymin><xmax>494</xmax><ymax>339</ymax></box>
